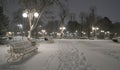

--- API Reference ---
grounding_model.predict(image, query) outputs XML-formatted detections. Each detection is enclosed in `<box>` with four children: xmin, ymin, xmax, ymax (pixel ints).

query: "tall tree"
<box><xmin>56</xmin><ymin>0</ymin><xmax>69</xmax><ymax>38</ymax></box>
<box><xmin>79</xmin><ymin>12</ymin><xmax>86</xmax><ymax>37</ymax></box>
<box><xmin>45</xmin><ymin>20</ymin><xmax>60</xmax><ymax>34</ymax></box>
<box><xmin>18</xmin><ymin>0</ymin><xmax>68</xmax><ymax>40</ymax></box>
<box><xmin>97</xmin><ymin>17</ymin><xmax>112</xmax><ymax>31</ymax></box>
<box><xmin>85</xmin><ymin>6</ymin><xmax>97</xmax><ymax>38</ymax></box>
<box><xmin>111</xmin><ymin>22</ymin><xmax>120</xmax><ymax>36</ymax></box>
<box><xmin>0</xmin><ymin>6</ymin><xmax>9</xmax><ymax>44</ymax></box>
<box><xmin>19</xmin><ymin>0</ymin><xmax>55</xmax><ymax>39</ymax></box>
<box><xmin>0</xmin><ymin>7</ymin><xmax>8</xmax><ymax>35</ymax></box>
<box><xmin>69</xmin><ymin>13</ymin><xmax>76</xmax><ymax>21</ymax></box>
<box><xmin>67</xmin><ymin>21</ymin><xmax>80</xmax><ymax>33</ymax></box>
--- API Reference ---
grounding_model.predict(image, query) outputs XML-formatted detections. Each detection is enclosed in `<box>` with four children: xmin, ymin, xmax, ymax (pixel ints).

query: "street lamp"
<box><xmin>17</xmin><ymin>24</ymin><xmax>23</xmax><ymax>40</ymax></box>
<box><xmin>75</xmin><ymin>30</ymin><xmax>78</xmax><ymax>33</ymax></box>
<box><xmin>34</xmin><ymin>12</ymin><xmax>39</xmax><ymax>18</ymax></box>
<box><xmin>41</xmin><ymin>29</ymin><xmax>46</xmax><ymax>37</ymax></box>
<box><xmin>22</xmin><ymin>12</ymin><xmax>39</xmax><ymax>18</ymax></box>
<box><xmin>92</xmin><ymin>27</ymin><xmax>99</xmax><ymax>31</ymax></box>
<box><xmin>41</xmin><ymin>29</ymin><xmax>46</xmax><ymax>33</ymax></box>
<box><xmin>100</xmin><ymin>30</ymin><xmax>105</xmax><ymax>39</ymax></box>
<box><xmin>82</xmin><ymin>31</ymin><xmax>86</xmax><ymax>35</ymax></box>
<box><xmin>106</xmin><ymin>31</ymin><xmax>110</xmax><ymax>34</ymax></box>
<box><xmin>59</xmin><ymin>26</ymin><xmax>66</xmax><ymax>30</ymax></box>
<box><xmin>59</xmin><ymin>26</ymin><xmax>66</xmax><ymax>38</ymax></box>
<box><xmin>17</xmin><ymin>24</ymin><xmax>23</xmax><ymax>29</ymax></box>
<box><xmin>106</xmin><ymin>31</ymin><xmax>110</xmax><ymax>39</ymax></box>
<box><xmin>22</xmin><ymin>10</ymin><xmax>39</xmax><ymax>40</ymax></box>
<box><xmin>101</xmin><ymin>30</ymin><xmax>104</xmax><ymax>33</ymax></box>
<box><xmin>92</xmin><ymin>27</ymin><xmax>99</xmax><ymax>39</ymax></box>
<box><xmin>22</xmin><ymin>13</ymin><xmax>28</xmax><ymax>18</ymax></box>
<box><xmin>73</xmin><ymin>30</ymin><xmax>78</xmax><ymax>38</ymax></box>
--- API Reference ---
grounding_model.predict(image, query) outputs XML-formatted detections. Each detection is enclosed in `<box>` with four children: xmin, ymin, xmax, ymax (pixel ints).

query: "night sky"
<box><xmin>5</xmin><ymin>0</ymin><xmax>120</xmax><ymax>23</ymax></box>
<box><xmin>69</xmin><ymin>0</ymin><xmax>120</xmax><ymax>23</ymax></box>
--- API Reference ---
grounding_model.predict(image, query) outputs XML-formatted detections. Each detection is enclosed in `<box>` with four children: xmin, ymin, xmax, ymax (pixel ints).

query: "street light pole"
<box><xmin>22</xmin><ymin>10</ymin><xmax>39</xmax><ymax>40</ymax></box>
<box><xmin>41</xmin><ymin>29</ymin><xmax>46</xmax><ymax>37</ymax></box>
<box><xmin>100</xmin><ymin>30</ymin><xmax>105</xmax><ymax>39</ymax></box>
<box><xmin>92</xmin><ymin>27</ymin><xmax>99</xmax><ymax>39</ymax></box>
<box><xmin>60</xmin><ymin>26</ymin><xmax>66</xmax><ymax>38</ymax></box>
<box><xmin>17</xmin><ymin>24</ymin><xmax>23</xmax><ymax>40</ymax></box>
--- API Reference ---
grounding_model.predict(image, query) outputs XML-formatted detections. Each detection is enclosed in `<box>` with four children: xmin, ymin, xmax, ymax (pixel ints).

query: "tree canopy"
<box><xmin>0</xmin><ymin>6</ymin><xmax>9</xmax><ymax>35</ymax></box>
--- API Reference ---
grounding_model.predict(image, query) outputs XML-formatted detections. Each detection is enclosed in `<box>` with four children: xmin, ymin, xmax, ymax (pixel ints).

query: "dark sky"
<box><xmin>69</xmin><ymin>0</ymin><xmax>120</xmax><ymax>23</ymax></box>
<box><xmin>5</xmin><ymin>0</ymin><xmax>120</xmax><ymax>23</ymax></box>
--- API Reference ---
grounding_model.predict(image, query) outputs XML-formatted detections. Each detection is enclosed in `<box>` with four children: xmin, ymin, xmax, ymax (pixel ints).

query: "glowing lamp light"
<box><xmin>96</xmin><ymin>27</ymin><xmax>99</xmax><ymax>30</ymax></box>
<box><xmin>92</xmin><ymin>27</ymin><xmax>95</xmax><ymax>30</ymax></box>
<box><xmin>34</xmin><ymin>12</ymin><xmax>39</xmax><ymax>18</ymax></box>
<box><xmin>22</xmin><ymin>12</ymin><xmax>28</xmax><ymax>18</ymax></box>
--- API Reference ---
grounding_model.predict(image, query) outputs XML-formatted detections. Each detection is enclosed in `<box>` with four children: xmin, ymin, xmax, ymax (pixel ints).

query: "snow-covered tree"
<box><xmin>18</xmin><ymin>0</ymin><xmax>68</xmax><ymax>40</ymax></box>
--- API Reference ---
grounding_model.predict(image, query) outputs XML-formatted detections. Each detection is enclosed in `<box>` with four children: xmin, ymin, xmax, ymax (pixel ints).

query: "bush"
<box><xmin>0</xmin><ymin>36</ymin><xmax>7</xmax><ymax>44</ymax></box>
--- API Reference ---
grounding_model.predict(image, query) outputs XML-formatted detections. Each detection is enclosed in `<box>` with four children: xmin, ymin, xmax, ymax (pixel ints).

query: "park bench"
<box><xmin>7</xmin><ymin>40</ymin><xmax>38</xmax><ymax>63</ymax></box>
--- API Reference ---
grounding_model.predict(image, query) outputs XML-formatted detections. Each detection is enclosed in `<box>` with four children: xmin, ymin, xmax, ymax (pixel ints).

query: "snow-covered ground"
<box><xmin>0</xmin><ymin>39</ymin><xmax>120</xmax><ymax>70</ymax></box>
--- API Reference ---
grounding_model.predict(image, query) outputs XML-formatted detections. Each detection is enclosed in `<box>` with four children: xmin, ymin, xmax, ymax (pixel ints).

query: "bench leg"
<box><xmin>7</xmin><ymin>56</ymin><xmax>13</xmax><ymax>63</ymax></box>
<box><xmin>34</xmin><ymin>48</ymin><xmax>38</xmax><ymax>53</ymax></box>
<box><xmin>7</xmin><ymin>54</ymin><xmax>24</xmax><ymax>63</ymax></box>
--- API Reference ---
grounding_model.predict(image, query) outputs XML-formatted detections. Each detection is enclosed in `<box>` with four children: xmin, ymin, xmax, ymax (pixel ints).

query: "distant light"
<box><xmin>45</xmin><ymin>32</ymin><xmax>47</xmax><ymax>35</ymax></box>
<box><xmin>107</xmin><ymin>31</ymin><xmax>110</xmax><ymax>34</ymax></box>
<box><xmin>96</xmin><ymin>27</ymin><xmax>99</xmax><ymax>30</ymax></box>
<box><xmin>82</xmin><ymin>31</ymin><xmax>86</xmax><ymax>34</ymax></box>
<box><xmin>22</xmin><ymin>12</ymin><xmax>28</xmax><ymax>18</ymax></box>
<box><xmin>90</xmin><ymin>32</ymin><xmax>93</xmax><ymax>34</ymax></box>
<box><xmin>101</xmin><ymin>30</ymin><xmax>104</xmax><ymax>32</ymax></box>
<box><xmin>34</xmin><ymin>12</ymin><xmax>39</xmax><ymax>18</ymax></box>
<box><xmin>92</xmin><ymin>27</ymin><xmax>95</xmax><ymax>30</ymax></box>
<box><xmin>8</xmin><ymin>32</ymin><xmax>11</xmax><ymax>34</ymax></box>
<box><xmin>66</xmin><ymin>31</ymin><xmax>69</xmax><ymax>33</ymax></box>
<box><xmin>57</xmin><ymin>33</ymin><xmax>61</xmax><ymax>36</ymax></box>
<box><xmin>63</xmin><ymin>27</ymin><xmax>66</xmax><ymax>30</ymax></box>
<box><xmin>60</xmin><ymin>26</ymin><xmax>66</xmax><ymax>30</ymax></box>
<box><xmin>17</xmin><ymin>24</ymin><xmax>23</xmax><ymax>29</ymax></box>
<box><xmin>75</xmin><ymin>30</ymin><xmax>78</xmax><ymax>33</ymax></box>
<box><xmin>41</xmin><ymin>29</ymin><xmax>46</xmax><ymax>33</ymax></box>
<box><xmin>92</xmin><ymin>27</ymin><xmax>99</xmax><ymax>30</ymax></box>
<box><xmin>83</xmin><ymin>32</ymin><xmax>86</xmax><ymax>35</ymax></box>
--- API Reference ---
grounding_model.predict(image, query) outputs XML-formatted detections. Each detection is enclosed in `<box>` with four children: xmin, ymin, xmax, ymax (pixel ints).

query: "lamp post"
<box><xmin>101</xmin><ymin>30</ymin><xmax>104</xmax><ymax>33</ymax></box>
<box><xmin>41</xmin><ymin>29</ymin><xmax>46</xmax><ymax>37</ymax></box>
<box><xmin>100</xmin><ymin>30</ymin><xmax>105</xmax><ymax>39</ymax></box>
<box><xmin>92</xmin><ymin>27</ymin><xmax>99</xmax><ymax>39</ymax></box>
<box><xmin>106</xmin><ymin>31</ymin><xmax>110</xmax><ymax>39</ymax></box>
<box><xmin>82</xmin><ymin>31</ymin><xmax>86</xmax><ymax>36</ymax></box>
<box><xmin>17</xmin><ymin>24</ymin><xmax>23</xmax><ymax>40</ymax></box>
<box><xmin>59</xmin><ymin>26</ymin><xmax>66</xmax><ymax>38</ymax></box>
<box><xmin>22</xmin><ymin>10</ymin><xmax>39</xmax><ymax>40</ymax></box>
<box><xmin>75</xmin><ymin>30</ymin><xmax>78</xmax><ymax>37</ymax></box>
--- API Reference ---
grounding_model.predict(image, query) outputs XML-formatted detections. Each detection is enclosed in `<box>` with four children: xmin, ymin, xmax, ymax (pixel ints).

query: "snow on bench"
<box><xmin>7</xmin><ymin>40</ymin><xmax>38</xmax><ymax>63</ymax></box>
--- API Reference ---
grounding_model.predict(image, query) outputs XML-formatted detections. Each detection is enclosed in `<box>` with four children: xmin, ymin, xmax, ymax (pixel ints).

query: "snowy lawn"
<box><xmin>0</xmin><ymin>39</ymin><xmax>120</xmax><ymax>70</ymax></box>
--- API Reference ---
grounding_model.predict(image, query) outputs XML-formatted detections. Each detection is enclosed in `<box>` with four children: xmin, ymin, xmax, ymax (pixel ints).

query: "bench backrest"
<box><xmin>8</xmin><ymin>41</ymin><xmax>33</xmax><ymax>53</ymax></box>
<box><xmin>9</xmin><ymin>41</ymin><xmax>32</xmax><ymax>48</ymax></box>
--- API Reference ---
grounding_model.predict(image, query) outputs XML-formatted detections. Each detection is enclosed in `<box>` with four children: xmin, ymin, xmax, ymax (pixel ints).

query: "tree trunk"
<box><xmin>60</xmin><ymin>17</ymin><xmax>65</xmax><ymax>38</ymax></box>
<box><xmin>28</xmin><ymin>14</ymin><xmax>32</xmax><ymax>40</ymax></box>
<box><xmin>28</xmin><ymin>29</ymin><xmax>32</xmax><ymax>39</ymax></box>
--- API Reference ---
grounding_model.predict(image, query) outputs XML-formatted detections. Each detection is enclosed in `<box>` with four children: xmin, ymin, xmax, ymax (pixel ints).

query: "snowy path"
<box><xmin>0</xmin><ymin>39</ymin><xmax>120</xmax><ymax>70</ymax></box>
